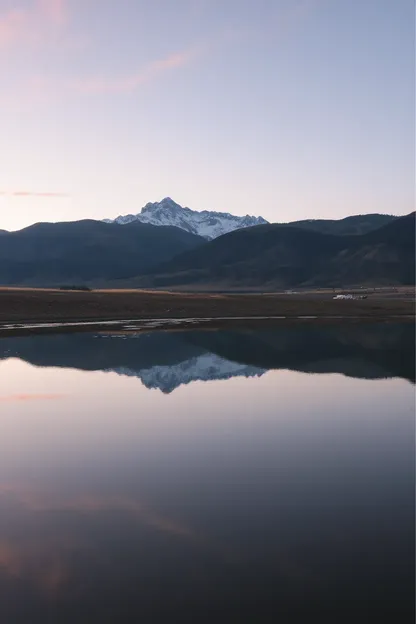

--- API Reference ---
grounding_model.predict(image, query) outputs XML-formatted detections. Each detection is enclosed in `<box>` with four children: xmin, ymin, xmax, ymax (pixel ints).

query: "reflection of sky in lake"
<box><xmin>0</xmin><ymin>330</ymin><xmax>414</xmax><ymax>623</ymax></box>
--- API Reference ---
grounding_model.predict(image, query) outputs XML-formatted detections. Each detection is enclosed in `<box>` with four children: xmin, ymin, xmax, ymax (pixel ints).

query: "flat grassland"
<box><xmin>0</xmin><ymin>287</ymin><xmax>414</xmax><ymax>328</ymax></box>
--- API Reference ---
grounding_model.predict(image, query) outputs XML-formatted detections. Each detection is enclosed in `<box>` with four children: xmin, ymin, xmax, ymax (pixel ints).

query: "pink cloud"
<box><xmin>1</xmin><ymin>191</ymin><xmax>69</xmax><ymax>197</ymax></box>
<box><xmin>0</xmin><ymin>485</ymin><xmax>201</xmax><ymax>545</ymax></box>
<box><xmin>38</xmin><ymin>0</ymin><xmax>67</xmax><ymax>24</ymax></box>
<box><xmin>0</xmin><ymin>486</ymin><xmax>204</xmax><ymax>599</ymax></box>
<box><xmin>69</xmin><ymin>50</ymin><xmax>195</xmax><ymax>95</ymax></box>
<box><xmin>0</xmin><ymin>8</ymin><xmax>28</xmax><ymax>46</ymax></box>
<box><xmin>0</xmin><ymin>0</ymin><xmax>68</xmax><ymax>48</ymax></box>
<box><xmin>0</xmin><ymin>539</ymin><xmax>70</xmax><ymax>597</ymax></box>
<box><xmin>0</xmin><ymin>393</ymin><xmax>66</xmax><ymax>402</ymax></box>
<box><xmin>0</xmin><ymin>45</ymin><xmax>196</xmax><ymax>109</ymax></box>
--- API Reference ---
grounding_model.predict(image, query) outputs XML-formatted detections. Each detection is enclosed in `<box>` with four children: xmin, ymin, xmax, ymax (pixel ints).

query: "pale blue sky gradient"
<box><xmin>0</xmin><ymin>0</ymin><xmax>414</xmax><ymax>230</ymax></box>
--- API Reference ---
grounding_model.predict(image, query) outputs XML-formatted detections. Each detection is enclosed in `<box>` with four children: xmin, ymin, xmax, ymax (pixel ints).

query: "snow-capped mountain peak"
<box><xmin>104</xmin><ymin>197</ymin><xmax>268</xmax><ymax>239</ymax></box>
<box><xmin>108</xmin><ymin>353</ymin><xmax>266</xmax><ymax>393</ymax></box>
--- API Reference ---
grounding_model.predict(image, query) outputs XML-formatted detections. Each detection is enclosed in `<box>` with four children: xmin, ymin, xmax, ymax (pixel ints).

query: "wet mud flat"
<box><xmin>0</xmin><ymin>288</ymin><xmax>413</xmax><ymax>336</ymax></box>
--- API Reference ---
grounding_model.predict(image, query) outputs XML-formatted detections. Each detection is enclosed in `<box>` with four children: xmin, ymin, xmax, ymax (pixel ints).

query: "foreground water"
<box><xmin>0</xmin><ymin>324</ymin><xmax>414</xmax><ymax>623</ymax></box>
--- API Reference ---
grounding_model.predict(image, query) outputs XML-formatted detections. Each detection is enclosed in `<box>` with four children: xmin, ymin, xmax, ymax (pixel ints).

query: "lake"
<box><xmin>0</xmin><ymin>324</ymin><xmax>414</xmax><ymax>623</ymax></box>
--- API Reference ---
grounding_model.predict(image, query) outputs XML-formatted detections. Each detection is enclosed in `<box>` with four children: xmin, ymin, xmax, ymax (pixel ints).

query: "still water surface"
<box><xmin>0</xmin><ymin>324</ymin><xmax>414</xmax><ymax>623</ymax></box>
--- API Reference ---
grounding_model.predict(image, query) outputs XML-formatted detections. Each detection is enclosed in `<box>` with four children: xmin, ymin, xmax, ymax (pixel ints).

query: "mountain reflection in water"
<box><xmin>0</xmin><ymin>323</ymin><xmax>414</xmax><ymax>391</ymax></box>
<box><xmin>0</xmin><ymin>324</ymin><xmax>414</xmax><ymax>623</ymax></box>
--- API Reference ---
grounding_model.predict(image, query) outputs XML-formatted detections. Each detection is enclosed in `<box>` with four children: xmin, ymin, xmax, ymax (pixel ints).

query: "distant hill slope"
<box><xmin>0</xmin><ymin>219</ymin><xmax>204</xmax><ymax>286</ymax></box>
<box><xmin>136</xmin><ymin>212</ymin><xmax>415</xmax><ymax>289</ymax></box>
<box><xmin>289</xmin><ymin>213</ymin><xmax>397</xmax><ymax>236</ymax></box>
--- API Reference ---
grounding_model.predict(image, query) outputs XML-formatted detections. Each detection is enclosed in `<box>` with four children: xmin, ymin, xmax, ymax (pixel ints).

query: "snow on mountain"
<box><xmin>108</xmin><ymin>353</ymin><xmax>266</xmax><ymax>393</ymax></box>
<box><xmin>104</xmin><ymin>197</ymin><xmax>268</xmax><ymax>240</ymax></box>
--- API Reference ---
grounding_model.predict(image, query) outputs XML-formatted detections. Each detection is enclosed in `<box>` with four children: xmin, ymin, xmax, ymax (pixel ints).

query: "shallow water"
<box><xmin>0</xmin><ymin>324</ymin><xmax>414</xmax><ymax>623</ymax></box>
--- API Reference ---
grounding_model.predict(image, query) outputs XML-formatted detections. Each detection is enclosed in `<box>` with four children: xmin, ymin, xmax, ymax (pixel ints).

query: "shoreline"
<box><xmin>1</xmin><ymin>314</ymin><xmax>414</xmax><ymax>338</ymax></box>
<box><xmin>0</xmin><ymin>288</ymin><xmax>413</xmax><ymax>336</ymax></box>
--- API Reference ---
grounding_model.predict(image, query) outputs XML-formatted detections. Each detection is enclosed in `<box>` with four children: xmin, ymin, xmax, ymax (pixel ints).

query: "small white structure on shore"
<box><xmin>333</xmin><ymin>293</ymin><xmax>367</xmax><ymax>300</ymax></box>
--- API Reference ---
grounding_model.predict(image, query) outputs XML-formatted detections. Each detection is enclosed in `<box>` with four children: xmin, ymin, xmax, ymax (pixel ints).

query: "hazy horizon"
<box><xmin>1</xmin><ymin>0</ymin><xmax>414</xmax><ymax>231</ymax></box>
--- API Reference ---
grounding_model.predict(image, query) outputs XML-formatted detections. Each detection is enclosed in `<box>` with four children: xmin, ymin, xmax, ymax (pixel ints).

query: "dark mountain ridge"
<box><xmin>0</xmin><ymin>219</ymin><xmax>204</xmax><ymax>286</ymax></box>
<box><xmin>287</xmin><ymin>213</ymin><xmax>397</xmax><ymax>236</ymax></box>
<box><xmin>137</xmin><ymin>212</ymin><xmax>415</xmax><ymax>289</ymax></box>
<box><xmin>0</xmin><ymin>211</ymin><xmax>413</xmax><ymax>288</ymax></box>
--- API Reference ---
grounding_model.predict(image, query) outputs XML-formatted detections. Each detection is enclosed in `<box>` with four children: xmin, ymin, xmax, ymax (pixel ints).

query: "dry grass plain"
<box><xmin>0</xmin><ymin>286</ymin><xmax>413</xmax><ymax>329</ymax></box>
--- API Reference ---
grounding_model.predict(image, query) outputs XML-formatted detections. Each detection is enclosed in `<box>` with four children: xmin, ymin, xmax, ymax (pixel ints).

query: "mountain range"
<box><xmin>0</xmin><ymin>199</ymin><xmax>413</xmax><ymax>289</ymax></box>
<box><xmin>0</xmin><ymin>324</ymin><xmax>413</xmax><ymax>391</ymax></box>
<box><xmin>0</xmin><ymin>218</ymin><xmax>203</xmax><ymax>285</ymax></box>
<box><xmin>287</xmin><ymin>213</ymin><xmax>396</xmax><ymax>236</ymax></box>
<box><xmin>137</xmin><ymin>210</ymin><xmax>415</xmax><ymax>290</ymax></box>
<box><xmin>104</xmin><ymin>197</ymin><xmax>268</xmax><ymax>239</ymax></box>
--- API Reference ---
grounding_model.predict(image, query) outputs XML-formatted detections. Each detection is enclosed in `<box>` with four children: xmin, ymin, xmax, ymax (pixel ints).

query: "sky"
<box><xmin>0</xmin><ymin>0</ymin><xmax>414</xmax><ymax>231</ymax></box>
